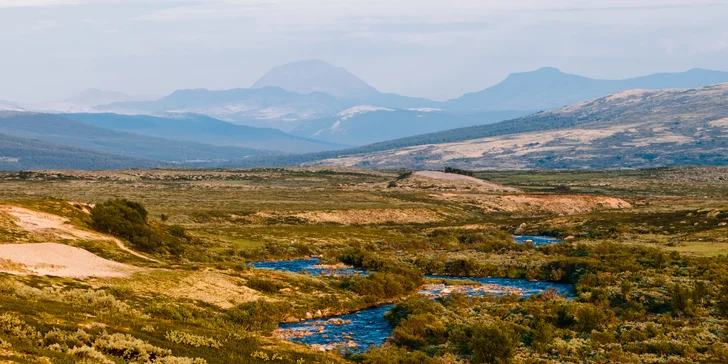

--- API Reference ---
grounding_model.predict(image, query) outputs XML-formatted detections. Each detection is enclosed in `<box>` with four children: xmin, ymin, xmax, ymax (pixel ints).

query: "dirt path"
<box><xmin>1</xmin><ymin>205</ymin><xmax>161</xmax><ymax>263</ymax></box>
<box><xmin>0</xmin><ymin>243</ymin><xmax>140</xmax><ymax>278</ymax></box>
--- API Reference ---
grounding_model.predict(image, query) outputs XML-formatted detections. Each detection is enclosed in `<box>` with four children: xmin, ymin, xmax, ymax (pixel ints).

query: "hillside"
<box><xmin>0</xmin><ymin>133</ymin><xmax>159</xmax><ymax>170</ymax></box>
<box><xmin>0</xmin><ymin>112</ymin><xmax>276</xmax><ymax>163</ymax></box>
<box><xmin>447</xmin><ymin>67</ymin><xmax>728</xmax><ymax>111</ymax></box>
<box><xmin>301</xmin><ymin>83</ymin><xmax>728</xmax><ymax>169</ymax></box>
<box><xmin>63</xmin><ymin>113</ymin><xmax>343</xmax><ymax>153</ymax></box>
<box><xmin>292</xmin><ymin>107</ymin><xmax>529</xmax><ymax>146</ymax></box>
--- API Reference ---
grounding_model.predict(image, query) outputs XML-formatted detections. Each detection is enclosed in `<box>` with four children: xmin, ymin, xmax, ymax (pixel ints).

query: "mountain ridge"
<box><xmin>447</xmin><ymin>67</ymin><xmax>728</xmax><ymax>111</ymax></box>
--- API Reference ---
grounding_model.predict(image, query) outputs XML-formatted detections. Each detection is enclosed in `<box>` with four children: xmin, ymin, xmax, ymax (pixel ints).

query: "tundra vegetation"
<box><xmin>0</xmin><ymin>167</ymin><xmax>727</xmax><ymax>363</ymax></box>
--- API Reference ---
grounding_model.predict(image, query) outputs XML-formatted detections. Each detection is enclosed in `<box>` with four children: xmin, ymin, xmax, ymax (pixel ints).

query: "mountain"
<box><xmin>291</xmin><ymin>106</ymin><xmax>529</xmax><ymax>146</ymax></box>
<box><xmin>299</xmin><ymin>83</ymin><xmax>728</xmax><ymax>170</ymax></box>
<box><xmin>0</xmin><ymin>133</ymin><xmax>159</xmax><ymax>170</ymax></box>
<box><xmin>63</xmin><ymin>113</ymin><xmax>344</xmax><ymax>153</ymax></box>
<box><xmin>252</xmin><ymin>59</ymin><xmax>443</xmax><ymax>110</ymax></box>
<box><xmin>97</xmin><ymin>87</ymin><xmax>357</xmax><ymax>131</ymax></box>
<box><xmin>447</xmin><ymin>67</ymin><xmax>728</xmax><ymax>111</ymax></box>
<box><xmin>0</xmin><ymin>111</ymin><xmax>276</xmax><ymax>163</ymax></box>
<box><xmin>252</xmin><ymin>59</ymin><xmax>379</xmax><ymax>98</ymax></box>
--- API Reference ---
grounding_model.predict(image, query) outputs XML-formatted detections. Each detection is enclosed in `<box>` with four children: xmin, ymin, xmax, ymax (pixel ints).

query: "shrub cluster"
<box><xmin>90</xmin><ymin>199</ymin><xmax>192</xmax><ymax>256</ymax></box>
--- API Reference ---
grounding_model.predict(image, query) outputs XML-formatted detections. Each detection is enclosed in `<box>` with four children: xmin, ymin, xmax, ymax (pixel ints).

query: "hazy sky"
<box><xmin>1</xmin><ymin>0</ymin><xmax>727</xmax><ymax>102</ymax></box>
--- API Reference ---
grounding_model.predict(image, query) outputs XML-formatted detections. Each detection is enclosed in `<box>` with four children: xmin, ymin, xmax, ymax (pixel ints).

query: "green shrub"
<box><xmin>91</xmin><ymin>199</ymin><xmax>191</xmax><ymax>256</ymax></box>
<box><xmin>226</xmin><ymin>300</ymin><xmax>286</xmax><ymax>334</ymax></box>
<box><xmin>470</xmin><ymin>322</ymin><xmax>518</xmax><ymax>364</ymax></box>
<box><xmin>246</xmin><ymin>278</ymin><xmax>283</xmax><ymax>294</ymax></box>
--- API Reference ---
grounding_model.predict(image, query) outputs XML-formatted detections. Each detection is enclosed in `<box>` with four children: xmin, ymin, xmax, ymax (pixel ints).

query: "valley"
<box><xmin>0</xmin><ymin>167</ymin><xmax>727</xmax><ymax>363</ymax></box>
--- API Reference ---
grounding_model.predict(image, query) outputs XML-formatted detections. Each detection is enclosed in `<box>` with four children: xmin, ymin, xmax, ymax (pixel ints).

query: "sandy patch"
<box><xmin>0</xmin><ymin>243</ymin><xmax>139</xmax><ymax>278</ymax></box>
<box><xmin>295</xmin><ymin>208</ymin><xmax>441</xmax><ymax>225</ymax></box>
<box><xmin>0</xmin><ymin>205</ymin><xmax>159</xmax><ymax>263</ymax></box>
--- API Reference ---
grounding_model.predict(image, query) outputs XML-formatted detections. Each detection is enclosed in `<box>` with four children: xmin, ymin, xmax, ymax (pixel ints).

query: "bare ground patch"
<box><xmin>400</xmin><ymin>171</ymin><xmax>521</xmax><ymax>192</ymax></box>
<box><xmin>0</xmin><ymin>205</ymin><xmax>159</xmax><ymax>263</ymax></box>
<box><xmin>435</xmin><ymin>194</ymin><xmax>631</xmax><ymax>215</ymax></box>
<box><xmin>0</xmin><ymin>243</ymin><xmax>139</xmax><ymax>278</ymax></box>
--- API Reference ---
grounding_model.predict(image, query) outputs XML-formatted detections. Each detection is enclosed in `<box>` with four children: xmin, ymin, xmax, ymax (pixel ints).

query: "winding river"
<box><xmin>255</xmin><ymin>236</ymin><xmax>571</xmax><ymax>352</ymax></box>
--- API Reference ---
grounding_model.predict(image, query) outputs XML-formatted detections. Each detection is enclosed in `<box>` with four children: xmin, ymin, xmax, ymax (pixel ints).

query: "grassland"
<box><xmin>0</xmin><ymin>167</ymin><xmax>727</xmax><ymax>363</ymax></box>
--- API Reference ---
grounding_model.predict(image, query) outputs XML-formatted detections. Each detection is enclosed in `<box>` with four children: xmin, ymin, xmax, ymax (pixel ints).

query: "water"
<box><xmin>423</xmin><ymin>275</ymin><xmax>575</xmax><ymax>298</ymax></box>
<box><xmin>255</xmin><ymin>237</ymin><xmax>571</xmax><ymax>352</ymax></box>
<box><xmin>513</xmin><ymin>235</ymin><xmax>563</xmax><ymax>246</ymax></box>
<box><xmin>251</xmin><ymin>258</ymin><xmax>367</xmax><ymax>277</ymax></box>
<box><xmin>278</xmin><ymin>276</ymin><xmax>573</xmax><ymax>352</ymax></box>
<box><xmin>277</xmin><ymin>305</ymin><xmax>394</xmax><ymax>352</ymax></box>
<box><xmin>251</xmin><ymin>237</ymin><xmax>562</xmax><ymax>277</ymax></box>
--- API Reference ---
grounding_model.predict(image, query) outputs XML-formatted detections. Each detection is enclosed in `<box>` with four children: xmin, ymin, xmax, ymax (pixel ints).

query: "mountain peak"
<box><xmin>252</xmin><ymin>59</ymin><xmax>379</xmax><ymax>98</ymax></box>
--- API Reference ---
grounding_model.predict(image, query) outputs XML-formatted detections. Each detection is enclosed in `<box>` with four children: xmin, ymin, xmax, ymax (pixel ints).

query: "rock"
<box><xmin>284</xmin><ymin>316</ymin><xmax>299</xmax><ymax>323</ymax></box>
<box><xmin>305</xmin><ymin>312</ymin><xmax>313</xmax><ymax>320</ymax></box>
<box><xmin>565</xmin><ymin>236</ymin><xmax>575</xmax><ymax>240</ymax></box>
<box><xmin>315</xmin><ymin>310</ymin><xmax>322</xmax><ymax>318</ymax></box>
<box><xmin>514</xmin><ymin>223</ymin><xmax>527</xmax><ymax>235</ymax></box>
<box><xmin>347</xmin><ymin>340</ymin><xmax>357</xmax><ymax>347</ymax></box>
<box><xmin>719</xmin><ymin>222</ymin><xmax>727</xmax><ymax>226</ymax></box>
<box><xmin>317</xmin><ymin>326</ymin><xmax>325</xmax><ymax>333</ymax></box>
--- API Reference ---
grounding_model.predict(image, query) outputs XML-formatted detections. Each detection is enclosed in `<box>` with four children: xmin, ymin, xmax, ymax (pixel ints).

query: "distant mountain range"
<box><xmin>294</xmin><ymin>83</ymin><xmax>728</xmax><ymax>170</ymax></box>
<box><xmin>63</xmin><ymin>113</ymin><xmax>343</xmax><ymax>153</ymax></box>
<box><xmin>88</xmin><ymin>61</ymin><xmax>728</xmax><ymax>137</ymax></box>
<box><xmin>97</xmin><ymin>86</ymin><xmax>357</xmax><ymax>131</ymax></box>
<box><xmin>2</xmin><ymin>61</ymin><xmax>728</xmax><ymax>171</ymax></box>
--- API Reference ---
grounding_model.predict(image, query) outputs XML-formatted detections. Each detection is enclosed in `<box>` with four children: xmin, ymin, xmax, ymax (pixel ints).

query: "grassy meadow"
<box><xmin>0</xmin><ymin>167</ymin><xmax>727</xmax><ymax>363</ymax></box>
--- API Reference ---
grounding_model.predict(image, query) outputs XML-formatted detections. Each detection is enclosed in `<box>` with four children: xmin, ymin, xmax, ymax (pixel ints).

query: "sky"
<box><xmin>1</xmin><ymin>0</ymin><xmax>727</xmax><ymax>102</ymax></box>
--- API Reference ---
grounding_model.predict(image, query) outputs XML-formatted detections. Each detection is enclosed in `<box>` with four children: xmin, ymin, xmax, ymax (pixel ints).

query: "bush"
<box><xmin>94</xmin><ymin>333</ymin><xmax>171</xmax><ymax>362</ymax></box>
<box><xmin>91</xmin><ymin>199</ymin><xmax>190</xmax><ymax>255</ymax></box>
<box><xmin>470</xmin><ymin>322</ymin><xmax>518</xmax><ymax>363</ymax></box>
<box><xmin>246</xmin><ymin>278</ymin><xmax>283</xmax><ymax>294</ymax></box>
<box><xmin>226</xmin><ymin>300</ymin><xmax>286</xmax><ymax>334</ymax></box>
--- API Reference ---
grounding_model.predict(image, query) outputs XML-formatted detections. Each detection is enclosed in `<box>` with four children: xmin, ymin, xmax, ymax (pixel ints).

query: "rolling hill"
<box><xmin>446</xmin><ymin>67</ymin><xmax>728</xmax><ymax>111</ymax></box>
<box><xmin>0</xmin><ymin>133</ymin><xmax>159</xmax><ymax>170</ymax></box>
<box><xmin>305</xmin><ymin>83</ymin><xmax>728</xmax><ymax>169</ymax></box>
<box><xmin>63</xmin><ymin>113</ymin><xmax>343</xmax><ymax>153</ymax></box>
<box><xmin>0</xmin><ymin>112</ymin><xmax>276</xmax><ymax>163</ymax></box>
